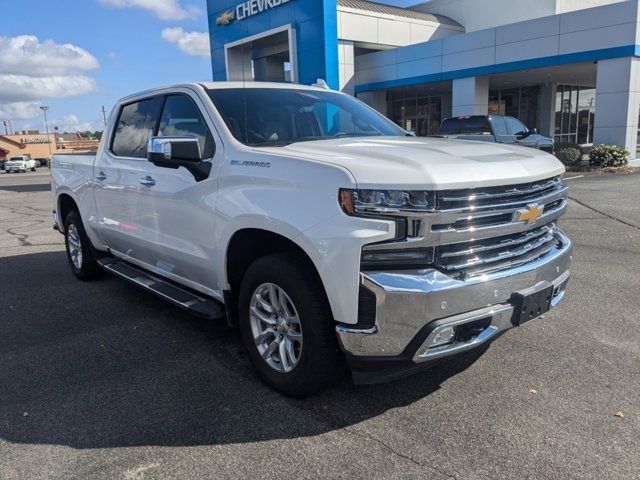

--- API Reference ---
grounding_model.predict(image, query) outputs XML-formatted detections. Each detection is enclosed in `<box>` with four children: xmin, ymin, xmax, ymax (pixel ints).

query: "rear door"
<box><xmin>93</xmin><ymin>95</ymin><xmax>163</xmax><ymax>257</ymax></box>
<box><xmin>490</xmin><ymin>116</ymin><xmax>514</xmax><ymax>144</ymax></box>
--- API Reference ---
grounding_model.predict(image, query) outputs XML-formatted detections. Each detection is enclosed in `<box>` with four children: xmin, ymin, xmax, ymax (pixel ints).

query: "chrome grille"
<box><xmin>437</xmin><ymin>177</ymin><xmax>564</xmax><ymax>211</ymax></box>
<box><xmin>430</xmin><ymin>176</ymin><xmax>568</xmax><ymax>235</ymax></box>
<box><xmin>435</xmin><ymin>224</ymin><xmax>563</xmax><ymax>278</ymax></box>
<box><xmin>362</xmin><ymin>176</ymin><xmax>569</xmax><ymax>277</ymax></box>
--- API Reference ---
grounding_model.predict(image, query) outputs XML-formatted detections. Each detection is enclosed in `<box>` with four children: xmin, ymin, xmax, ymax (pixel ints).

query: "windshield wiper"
<box><xmin>250</xmin><ymin>141</ymin><xmax>295</xmax><ymax>147</ymax></box>
<box><xmin>286</xmin><ymin>133</ymin><xmax>383</xmax><ymax>145</ymax></box>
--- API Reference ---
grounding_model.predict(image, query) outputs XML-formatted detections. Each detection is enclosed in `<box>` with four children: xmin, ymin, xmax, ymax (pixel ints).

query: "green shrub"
<box><xmin>589</xmin><ymin>144</ymin><xmax>630</xmax><ymax>167</ymax></box>
<box><xmin>556</xmin><ymin>147</ymin><xmax>582</xmax><ymax>166</ymax></box>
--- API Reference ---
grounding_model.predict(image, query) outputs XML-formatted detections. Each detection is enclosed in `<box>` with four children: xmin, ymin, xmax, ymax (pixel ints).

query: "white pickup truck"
<box><xmin>51</xmin><ymin>82</ymin><xmax>572</xmax><ymax>396</ymax></box>
<box><xmin>5</xmin><ymin>155</ymin><xmax>37</xmax><ymax>173</ymax></box>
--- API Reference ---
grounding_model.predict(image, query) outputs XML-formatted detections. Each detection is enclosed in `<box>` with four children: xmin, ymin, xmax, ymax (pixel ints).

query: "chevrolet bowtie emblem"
<box><xmin>515</xmin><ymin>204</ymin><xmax>544</xmax><ymax>224</ymax></box>
<box><xmin>216</xmin><ymin>10</ymin><xmax>235</xmax><ymax>26</ymax></box>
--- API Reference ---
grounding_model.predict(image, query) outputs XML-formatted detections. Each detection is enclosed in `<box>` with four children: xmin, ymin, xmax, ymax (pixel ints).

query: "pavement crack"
<box><xmin>341</xmin><ymin>426</ymin><xmax>459</xmax><ymax>479</ymax></box>
<box><xmin>5</xmin><ymin>218</ymin><xmax>46</xmax><ymax>247</ymax></box>
<box><xmin>568</xmin><ymin>196</ymin><xmax>640</xmax><ymax>231</ymax></box>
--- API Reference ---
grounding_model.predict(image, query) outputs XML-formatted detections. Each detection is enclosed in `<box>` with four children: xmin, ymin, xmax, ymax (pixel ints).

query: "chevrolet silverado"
<box><xmin>51</xmin><ymin>82</ymin><xmax>572</xmax><ymax>396</ymax></box>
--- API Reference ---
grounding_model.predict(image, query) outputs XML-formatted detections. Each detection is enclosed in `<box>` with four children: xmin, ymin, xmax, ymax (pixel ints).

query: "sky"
<box><xmin>0</xmin><ymin>0</ymin><xmax>418</xmax><ymax>134</ymax></box>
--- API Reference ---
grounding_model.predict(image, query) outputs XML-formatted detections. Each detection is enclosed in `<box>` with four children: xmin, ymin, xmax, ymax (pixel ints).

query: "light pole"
<box><xmin>40</xmin><ymin>106</ymin><xmax>52</xmax><ymax>157</ymax></box>
<box><xmin>3</xmin><ymin>120</ymin><xmax>7</xmax><ymax>135</ymax></box>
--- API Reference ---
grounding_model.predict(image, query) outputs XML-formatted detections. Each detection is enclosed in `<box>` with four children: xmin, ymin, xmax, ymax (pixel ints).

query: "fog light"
<box><xmin>360</xmin><ymin>248</ymin><xmax>435</xmax><ymax>270</ymax></box>
<box><xmin>430</xmin><ymin>326</ymin><xmax>457</xmax><ymax>348</ymax></box>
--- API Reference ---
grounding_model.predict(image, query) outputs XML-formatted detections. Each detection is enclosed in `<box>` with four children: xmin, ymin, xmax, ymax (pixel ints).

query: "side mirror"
<box><xmin>147</xmin><ymin>136</ymin><xmax>211</xmax><ymax>182</ymax></box>
<box><xmin>147</xmin><ymin>136</ymin><xmax>202</xmax><ymax>166</ymax></box>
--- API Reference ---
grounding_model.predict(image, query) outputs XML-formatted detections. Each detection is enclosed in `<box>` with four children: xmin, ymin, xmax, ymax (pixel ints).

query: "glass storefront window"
<box><xmin>389</xmin><ymin>91</ymin><xmax>442</xmax><ymax>137</ymax></box>
<box><xmin>488</xmin><ymin>86</ymin><xmax>539</xmax><ymax>130</ymax></box>
<box><xmin>555</xmin><ymin>85</ymin><xmax>595</xmax><ymax>145</ymax></box>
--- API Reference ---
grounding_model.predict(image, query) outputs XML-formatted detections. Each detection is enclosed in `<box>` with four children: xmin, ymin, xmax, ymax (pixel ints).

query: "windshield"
<box><xmin>9</xmin><ymin>157</ymin><xmax>25</xmax><ymax>161</ymax></box>
<box><xmin>207</xmin><ymin>88</ymin><xmax>405</xmax><ymax>147</ymax></box>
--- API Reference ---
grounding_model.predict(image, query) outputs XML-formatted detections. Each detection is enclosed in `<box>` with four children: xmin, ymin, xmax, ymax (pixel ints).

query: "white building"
<box><xmin>208</xmin><ymin>0</ymin><xmax>640</xmax><ymax>156</ymax></box>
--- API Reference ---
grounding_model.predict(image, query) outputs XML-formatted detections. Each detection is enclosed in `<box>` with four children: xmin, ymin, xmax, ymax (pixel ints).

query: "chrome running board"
<box><xmin>98</xmin><ymin>258</ymin><xmax>225</xmax><ymax>320</ymax></box>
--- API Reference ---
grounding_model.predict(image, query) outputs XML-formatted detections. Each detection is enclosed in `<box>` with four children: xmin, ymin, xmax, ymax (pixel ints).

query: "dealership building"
<box><xmin>208</xmin><ymin>0</ymin><xmax>640</xmax><ymax>157</ymax></box>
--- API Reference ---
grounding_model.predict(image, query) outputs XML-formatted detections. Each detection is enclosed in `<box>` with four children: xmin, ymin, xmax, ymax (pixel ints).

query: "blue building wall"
<box><xmin>207</xmin><ymin>0</ymin><xmax>339</xmax><ymax>89</ymax></box>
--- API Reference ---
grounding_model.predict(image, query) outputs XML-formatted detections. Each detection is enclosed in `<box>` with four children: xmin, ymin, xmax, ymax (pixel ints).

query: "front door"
<box><xmin>131</xmin><ymin>93</ymin><xmax>219</xmax><ymax>291</ymax></box>
<box><xmin>95</xmin><ymin>91</ymin><xmax>220</xmax><ymax>294</ymax></box>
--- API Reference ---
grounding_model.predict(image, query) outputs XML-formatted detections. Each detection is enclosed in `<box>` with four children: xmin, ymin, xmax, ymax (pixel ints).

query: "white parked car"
<box><xmin>5</xmin><ymin>156</ymin><xmax>37</xmax><ymax>173</ymax></box>
<box><xmin>51</xmin><ymin>82</ymin><xmax>572</xmax><ymax>396</ymax></box>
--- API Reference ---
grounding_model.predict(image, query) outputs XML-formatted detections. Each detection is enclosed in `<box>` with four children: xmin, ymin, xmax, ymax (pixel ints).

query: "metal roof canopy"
<box><xmin>337</xmin><ymin>0</ymin><xmax>463</xmax><ymax>27</ymax></box>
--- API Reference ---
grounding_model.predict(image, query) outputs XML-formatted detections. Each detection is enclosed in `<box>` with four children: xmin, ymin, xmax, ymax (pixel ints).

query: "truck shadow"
<box><xmin>0</xmin><ymin>183</ymin><xmax>51</xmax><ymax>193</ymax></box>
<box><xmin>0</xmin><ymin>251</ymin><xmax>486</xmax><ymax>449</ymax></box>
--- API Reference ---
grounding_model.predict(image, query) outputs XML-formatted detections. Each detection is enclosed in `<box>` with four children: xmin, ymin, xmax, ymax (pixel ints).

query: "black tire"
<box><xmin>64</xmin><ymin>210</ymin><xmax>104</xmax><ymax>281</ymax></box>
<box><xmin>238</xmin><ymin>253</ymin><xmax>343</xmax><ymax>397</ymax></box>
<box><xmin>31</xmin><ymin>167</ymin><xmax>36</xmax><ymax>172</ymax></box>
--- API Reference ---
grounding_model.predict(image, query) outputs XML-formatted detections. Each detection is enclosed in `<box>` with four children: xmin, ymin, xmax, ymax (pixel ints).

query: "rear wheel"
<box><xmin>238</xmin><ymin>253</ymin><xmax>342</xmax><ymax>397</ymax></box>
<box><xmin>64</xmin><ymin>210</ymin><xmax>103</xmax><ymax>281</ymax></box>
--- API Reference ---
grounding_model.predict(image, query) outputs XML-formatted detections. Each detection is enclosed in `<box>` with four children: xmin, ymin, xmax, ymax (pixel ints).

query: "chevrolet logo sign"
<box><xmin>515</xmin><ymin>204</ymin><xmax>544</xmax><ymax>224</ymax></box>
<box><xmin>216</xmin><ymin>10</ymin><xmax>235</xmax><ymax>26</ymax></box>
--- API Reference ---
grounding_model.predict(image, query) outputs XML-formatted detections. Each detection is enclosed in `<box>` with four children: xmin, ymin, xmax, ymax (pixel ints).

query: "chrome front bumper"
<box><xmin>336</xmin><ymin>230</ymin><xmax>572</xmax><ymax>365</ymax></box>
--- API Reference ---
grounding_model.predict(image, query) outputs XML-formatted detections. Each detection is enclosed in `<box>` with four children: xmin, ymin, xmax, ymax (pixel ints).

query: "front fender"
<box><xmin>212</xmin><ymin>149</ymin><xmax>394</xmax><ymax>324</ymax></box>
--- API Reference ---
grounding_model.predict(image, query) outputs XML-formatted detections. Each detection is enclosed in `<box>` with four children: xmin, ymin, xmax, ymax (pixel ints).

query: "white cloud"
<box><xmin>0</xmin><ymin>35</ymin><xmax>99</xmax><ymax>126</ymax></box>
<box><xmin>0</xmin><ymin>75</ymin><xmax>98</xmax><ymax>104</ymax></box>
<box><xmin>0</xmin><ymin>101</ymin><xmax>43</xmax><ymax>121</ymax></box>
<box><xmin>0</xmin><ymin>35</ymin><xmax>99</xmax><ymax>77</ymax></box>
<box><xmin>161</xmin><ymin>28</ymin><xmax>210</xmax><ymax>57</ymax></box>
<box><xmin>98</xmin><ymin>0</ymin><xmax>200</xmax><ymax>20</ymax></box>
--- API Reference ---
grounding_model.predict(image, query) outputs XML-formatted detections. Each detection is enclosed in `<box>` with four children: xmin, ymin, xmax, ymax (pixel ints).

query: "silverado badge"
<box><xmin>515</xmin><ymin>204</ymin><xmax>544</xmax><ymax>224</ymax></box>
<box><xmin>216</xmin><ymin>10</ymin><xmax>235</xmax><ymax>26</ymax></box>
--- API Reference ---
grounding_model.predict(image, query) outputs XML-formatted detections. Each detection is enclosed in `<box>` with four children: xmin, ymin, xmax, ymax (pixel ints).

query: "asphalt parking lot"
<box><xmin>0</xmin><ymin>169</ymin><xmax>638</xmax><ymax>480</ymax></box>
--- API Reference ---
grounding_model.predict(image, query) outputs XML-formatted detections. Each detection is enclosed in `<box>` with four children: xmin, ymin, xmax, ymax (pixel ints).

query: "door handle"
<box><xmin>95</xmin><ymin>171</ymin><xmax>107</xmax><ymax>181</ymax></box>
<box><xmin>139</xmin><ymin>176</ymin><xmax>156</xmax><ymax>187</ymax></box>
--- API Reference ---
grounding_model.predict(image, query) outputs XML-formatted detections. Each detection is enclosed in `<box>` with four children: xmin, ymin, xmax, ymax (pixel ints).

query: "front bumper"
<box><xmin>337</xmin><ymin>230</ymin><xmax>572</xmax><ymax>383</ymax></box>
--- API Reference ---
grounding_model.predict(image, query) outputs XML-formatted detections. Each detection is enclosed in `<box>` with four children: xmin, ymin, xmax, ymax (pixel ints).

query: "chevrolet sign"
<box><xmin>217</xmin><ymin>0</ymin><xmax>294</xmax><ymax>26</ymax></box>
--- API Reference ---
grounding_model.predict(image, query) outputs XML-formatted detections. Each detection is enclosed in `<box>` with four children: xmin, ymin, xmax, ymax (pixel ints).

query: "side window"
<box><xmin>505</xmin><ymin>117</ymin><xmax>528</xmax><ymax>135</ymax></box>
<box><xmin>111</xmin><ymin>97</ymin><xmax>162</xmax><ymax>158</ymax></box>
<box><xmin>491</xmin><ymin>117</ymin><xmax>508</xmax><ymax>136</ymax></box>
<box><xmin>158</xmin><ymin>95</ymin><xmax>215</xmax><ymax>158</ymax></box>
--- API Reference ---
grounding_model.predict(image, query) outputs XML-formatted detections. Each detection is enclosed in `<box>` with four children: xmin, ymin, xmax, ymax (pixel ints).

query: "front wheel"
<box><xmin>31</xmin><ymin>167</ymin><xmax>36</xmax><ymax>172</ymax></box>
<box><xmin>64</xmin><ymin>210</ymin><xmax>104</xmax><ymax>281</ymax></box>
<box><xmin>238</xmin><ymin>253</ymin><xmax>343</xmax><ymax>397</ymax></box>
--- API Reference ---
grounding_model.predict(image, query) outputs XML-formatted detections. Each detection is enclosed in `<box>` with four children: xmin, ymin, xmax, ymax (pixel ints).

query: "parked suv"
<box><xmin>439</xmin><ymin>115</ymin><xmax>554</xmax><ymax>153</ymax></box>
<box><xmin>5</xmin><ymin>156</ymin><xmax>37</xmax><ymax>173</ymax></box>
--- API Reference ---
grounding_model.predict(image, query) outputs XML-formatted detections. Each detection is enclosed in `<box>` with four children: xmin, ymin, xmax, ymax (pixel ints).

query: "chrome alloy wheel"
<box><xmin>67</xmin><ymin>224</ymin><xmax>83</xmax><ymax>269</ymax></box>
<box><xmin>249</xmin><ymin>283</ymin><xmax>303</xmax><ymax>373</ymax></box>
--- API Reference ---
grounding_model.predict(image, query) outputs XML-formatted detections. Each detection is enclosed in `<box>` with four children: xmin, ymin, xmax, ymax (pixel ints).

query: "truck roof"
<box><xmin>118</xmin><ymin>81</ymin><xmax>331</xmax><ymax>104</ymax></box>
<box><xmin>200</xmin><ymin>81</ymin><xmax>330</xmax><ymax>91</ymax></box>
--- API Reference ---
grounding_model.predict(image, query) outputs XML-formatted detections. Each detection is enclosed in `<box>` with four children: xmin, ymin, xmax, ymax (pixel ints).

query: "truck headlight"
<box><xmin>339</xmin><ymin>189</ymin><xmax>435</xmax><ymax>215</ymax></box>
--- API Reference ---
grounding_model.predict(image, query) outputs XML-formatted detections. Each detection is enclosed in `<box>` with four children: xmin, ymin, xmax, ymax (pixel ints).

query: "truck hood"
<box><xmin>270</xmin><ymin>136</ymin><xmax>564</xmax><ymax>190</ymax></box>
